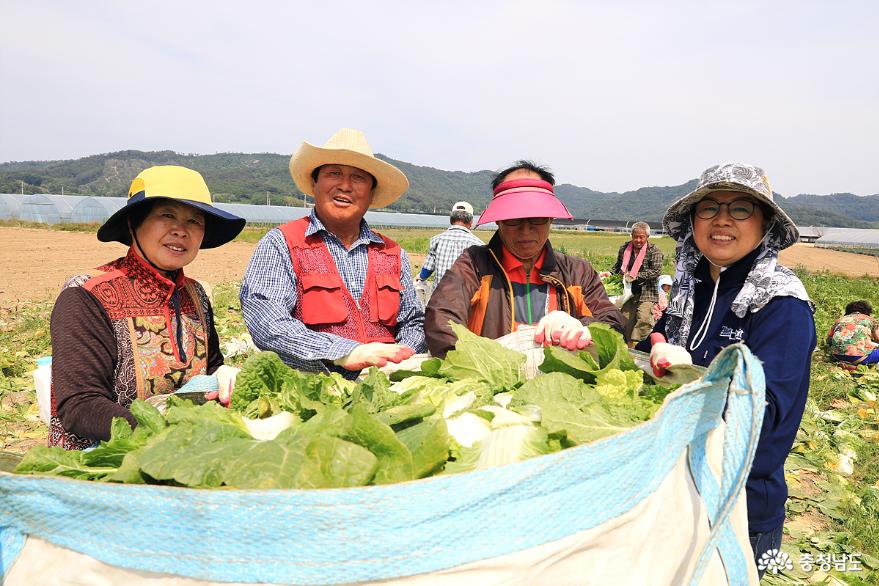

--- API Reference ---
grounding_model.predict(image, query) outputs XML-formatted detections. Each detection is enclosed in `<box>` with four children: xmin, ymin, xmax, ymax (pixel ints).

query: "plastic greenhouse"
<box><xmin>0</xmin><ymin>194</ymin><xmax>28</xmax><ymax>221</ymax></box>
<box><xmin>1</xmin><ymin>194</ymin><xmax>496</xmax><ymax>230</ymax></box>
<box><xmin>814</xmin><ymin>228</ymin><xmax>879</xmax><ymax>250</ymax></box>
<box><xmin>17</xmin><ymin>195</ymin><xmax>87</xmax><ymax>224</ymax></box>
<box><xmin>70</xmin><ymin>197</ymin><xmax>126</xmax><ymax>223</ymax></box>
<box><xmin>214</xmin><ymin>203</ymin><xmax>310</xmax><ymax>225</ymax></box>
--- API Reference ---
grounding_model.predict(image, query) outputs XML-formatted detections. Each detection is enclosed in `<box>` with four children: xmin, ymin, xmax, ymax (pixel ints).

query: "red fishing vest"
<box><xmin>280</xmin><ymin>217</ymin><xmax>401</xmax><ymax>344</ymax></box>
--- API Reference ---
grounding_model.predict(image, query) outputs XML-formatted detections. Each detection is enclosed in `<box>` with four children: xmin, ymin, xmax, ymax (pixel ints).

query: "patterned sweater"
<box><xmin>49</xmin><ymin>249</ymin><xmax>223</xmax><ymax>449</ymax></box>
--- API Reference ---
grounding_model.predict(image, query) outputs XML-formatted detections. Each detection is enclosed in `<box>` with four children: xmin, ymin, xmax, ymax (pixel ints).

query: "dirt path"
<box><xmin>778</xmin><ymin>243</ymin><xmax>879</xmax><ymax>276</ymax></box>
<box><xmin>0</xmin><ymin>227</ymin><xmax>875</xmax><ymax>303</ymax></box>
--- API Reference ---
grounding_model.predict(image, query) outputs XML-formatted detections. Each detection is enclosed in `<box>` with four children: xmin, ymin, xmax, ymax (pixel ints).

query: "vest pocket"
<box><xmin>374</xmin><ymin>273</ymin><xmax>402</xmax><ymax>325</ymax></box>
<box><xmin>299</xmin><ymin>273</ymin><xmax>348</xmax><ymax>325</ymax></box>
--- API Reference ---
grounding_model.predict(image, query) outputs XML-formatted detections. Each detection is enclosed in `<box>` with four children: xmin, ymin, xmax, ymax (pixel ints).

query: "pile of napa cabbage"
<box><xmin>15</xmin><ymin>324</ymin><xmax>679</xmax><ymax>489</ymax></box>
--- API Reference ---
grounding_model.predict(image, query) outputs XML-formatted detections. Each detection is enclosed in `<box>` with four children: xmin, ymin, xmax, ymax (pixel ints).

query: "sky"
<box><xmin>1</xmin><ymin>0</ymin><xmax>877</xmax><ymax>197</ymax></box>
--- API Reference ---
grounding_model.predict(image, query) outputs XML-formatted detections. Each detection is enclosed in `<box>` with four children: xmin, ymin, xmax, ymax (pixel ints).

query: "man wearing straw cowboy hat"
<box><xmin>241</xmin><ymin>128</ymin><xmax>425</xmax><ymax>378</ymax></box>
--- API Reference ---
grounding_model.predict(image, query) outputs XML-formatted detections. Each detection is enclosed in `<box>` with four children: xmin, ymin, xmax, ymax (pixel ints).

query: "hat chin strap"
<box><xmin>130</xmin><ymin>225</ymin><xmax>177</xmax><ymax>279</ymax></box>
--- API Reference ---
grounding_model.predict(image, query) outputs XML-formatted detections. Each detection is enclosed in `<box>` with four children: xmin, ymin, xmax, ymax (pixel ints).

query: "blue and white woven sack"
<box><xmin>0</xmin><ymin>343</ymin><xmax>764</xmax><ymax>585</ymax></box>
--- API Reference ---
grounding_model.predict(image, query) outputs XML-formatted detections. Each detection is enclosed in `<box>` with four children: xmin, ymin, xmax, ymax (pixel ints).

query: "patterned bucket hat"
<box><xmin>662</xmin><ymin>163</ymin><xmax>799</xmax><ymax>249</ymax></box>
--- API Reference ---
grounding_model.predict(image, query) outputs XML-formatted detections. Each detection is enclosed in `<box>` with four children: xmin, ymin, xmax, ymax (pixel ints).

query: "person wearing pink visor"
<box><xmin>424</xmin><ymin>161</ymin><xmax>626</xmax><ymax>357</ymax></box>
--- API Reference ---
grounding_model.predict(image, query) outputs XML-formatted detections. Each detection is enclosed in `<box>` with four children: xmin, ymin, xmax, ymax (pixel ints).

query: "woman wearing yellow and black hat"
<box><xmin>48</xmin><ymin>166</ymin><xmax>245</xmax><ymax>450</ymax></box>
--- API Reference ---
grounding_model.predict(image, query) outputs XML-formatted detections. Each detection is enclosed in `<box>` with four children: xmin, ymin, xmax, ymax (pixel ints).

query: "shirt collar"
<box><xmin>306</xmin><ymin>209</ymin><xmax>383</xmax><ymax>246</ymax></box>
<box><xmin>121</xmin><ymin>247</ymin><xmax>185</xmax><ymax>290</ymax></box>
<box><xmin>500</xmin><ymin>244</ymin><xmax>547</xmax><ymax>283</ymax></box>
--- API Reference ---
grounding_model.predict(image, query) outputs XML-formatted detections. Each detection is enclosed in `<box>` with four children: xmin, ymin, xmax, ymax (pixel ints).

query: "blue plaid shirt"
<box><xmin>420</xmin><ymin>225</ymin><xmax>484</xmax><ymax>284</ymax></box>
<box><xmin>240</xmin><ymin>211</ymin><xmax>426</xmax><ymax>375</ymax></box>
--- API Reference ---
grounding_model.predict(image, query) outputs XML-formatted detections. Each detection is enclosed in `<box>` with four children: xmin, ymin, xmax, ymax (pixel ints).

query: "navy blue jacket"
<box><xmin>637</xmin><ymin>249</ymin><xmax>815</xmax><ymax>533</ymax></box>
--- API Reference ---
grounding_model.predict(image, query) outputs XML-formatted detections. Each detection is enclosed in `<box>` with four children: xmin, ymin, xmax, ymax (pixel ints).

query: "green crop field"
<box><xmin>0</xmin><ymin>226</ymin><xmax>877</xmax><ymax>583</ymax></box>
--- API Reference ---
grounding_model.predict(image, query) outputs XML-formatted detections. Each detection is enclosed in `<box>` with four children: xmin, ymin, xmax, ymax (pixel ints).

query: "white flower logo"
<box><xmin>757</xmin><ymin>549</ymin><xmax>793</xmax><ymax>574</ymax></box>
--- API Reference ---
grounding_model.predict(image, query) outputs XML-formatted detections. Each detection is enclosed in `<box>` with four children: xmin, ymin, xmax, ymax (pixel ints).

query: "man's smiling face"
<box><xmin>312</xmin><ymin>164</ymin><xmax>375</xmax><ymax>231</ymax></box>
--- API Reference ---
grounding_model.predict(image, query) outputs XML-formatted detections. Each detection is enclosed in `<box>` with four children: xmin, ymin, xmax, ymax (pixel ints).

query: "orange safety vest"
<box><xmin>280</xmin><ymin>218</ymin><xmax>401</xmax><ymax>344</ymax></box>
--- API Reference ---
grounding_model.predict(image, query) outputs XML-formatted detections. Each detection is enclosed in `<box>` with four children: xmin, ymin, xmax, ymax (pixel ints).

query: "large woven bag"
<box><xmin>0</xmin><ymin>338</ymin><xmax>763</xmax><ymax>585</ymax></box>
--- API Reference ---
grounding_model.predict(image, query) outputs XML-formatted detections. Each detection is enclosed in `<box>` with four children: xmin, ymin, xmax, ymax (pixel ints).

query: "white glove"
<box><xmin>533</xmin><ymin>310</ymin><xmax>592</xmax><ymax>350</ymax></box>
<box><xmin>205</xmin><ymin>364</ymin><xmax>240</xmax><ymax>407</ymax></box>
<box><xmin>649</xmin><ymin>341</ymin><xmax>693</xmax><ymax>378</ymax></box>
<box><xmin>333</xmin><ymin>343</ymin><xmax>415</xmax><ymax>371</ymax></box>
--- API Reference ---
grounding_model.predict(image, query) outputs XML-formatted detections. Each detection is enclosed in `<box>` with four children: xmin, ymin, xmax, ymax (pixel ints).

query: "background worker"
<box><xmin>652</xmin><ymin>274</ymin><xmax>673</xmax><ymax>321</ymax></box>
<box><xmin>425</xmin><ymin>161</ymin><xmax>625</xmax><ymax>357</ymax></box>
<box><xmin>611</xmin><ymin>222</ymin><xmax>663</xmax><ymax>344</ymax></box>
<box><xmin>415</xmin><ymin>201</ymin><xmax>483</xmax><ymax>305</ymax></box>
<box><xmin>240</xmin><ymin>128</ymin><xmax>425</xmax><ymax>378</ymax></box>
<box><xmin>826</xmin><ymin>300</ymin><xmax>879</xmax><ymax>369</ymax></box>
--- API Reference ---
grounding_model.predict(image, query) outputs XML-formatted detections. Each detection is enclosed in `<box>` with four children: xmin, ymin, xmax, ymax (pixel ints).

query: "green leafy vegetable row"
<box><xmin>15</xmin><ymin>323</ymin><xmax>679</xmax><ymax>489</ymax></box>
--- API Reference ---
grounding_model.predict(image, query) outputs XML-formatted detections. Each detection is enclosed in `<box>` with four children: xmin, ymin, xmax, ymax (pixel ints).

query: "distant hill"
<box><xmin>1</xmin><ymin>150</ymin><xmax>877</xmax><ymax>228</ymax></box>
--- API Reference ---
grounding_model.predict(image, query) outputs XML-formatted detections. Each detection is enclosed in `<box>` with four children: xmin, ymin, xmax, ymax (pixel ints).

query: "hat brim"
<box><xmin>662</xmin><ymin>182</ymin><xmax>799</xmax><ymax>249</ymax></box>
<box><xmin>476</xmin><ymin>192</ymin><xmax>573</xmax><ymax>226</ymax></box>
<box><xmin>97</xmin><ymin>194</ymin><xmax>246</xmax><ymax>249</ymax></box>
<box><xmin>289</xmin><ymin>142</ymin><xmax>410</xmax><ymax>209</ymax></box>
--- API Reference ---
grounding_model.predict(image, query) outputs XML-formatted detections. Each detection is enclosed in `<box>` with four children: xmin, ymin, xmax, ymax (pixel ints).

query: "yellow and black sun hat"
<box><xmin>97</xmin><ymin>165</ymin><xmax>246</xmax><ymax>249</ymax></box>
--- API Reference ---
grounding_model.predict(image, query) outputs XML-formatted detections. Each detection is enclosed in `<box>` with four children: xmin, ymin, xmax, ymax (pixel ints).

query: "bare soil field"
<box><xmin>1</xmin><ymin>227</ymin><xmax>876</xmax><ymax>303</ymax></box>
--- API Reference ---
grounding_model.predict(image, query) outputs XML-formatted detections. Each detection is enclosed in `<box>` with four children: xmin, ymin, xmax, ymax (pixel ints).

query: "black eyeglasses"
<box><xmin>694</xmin><ymin>198</ymin><xmax>758</xmax><ymax>221</ymax></box>
<box><xmin>500</xmin><ymin>217</ymin><xmax>551</xmax><ymax>227</ymax></box>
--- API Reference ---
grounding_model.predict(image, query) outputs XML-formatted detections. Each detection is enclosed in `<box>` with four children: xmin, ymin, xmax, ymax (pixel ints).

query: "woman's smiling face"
<box><xmin>692</xmin><ymin>190</ymin><xmax>767</xmax><ymax>269</ymax></box>
<box><xmin>132</xmin><ymin>200</ymin><xmax>205</xmax><ymax>272</ymax></box>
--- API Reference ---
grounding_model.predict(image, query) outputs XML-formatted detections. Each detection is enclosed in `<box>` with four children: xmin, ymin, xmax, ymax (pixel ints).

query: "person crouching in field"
<box><xmin>425</xmin><ymin>160</ymin><xmax>625</xmax><ymax>357</ymax></box>
<box><xmin>48</xmin><ymin>166</ymin><xmax>245</xmax><ymax>450</ymax></box>
<box><xmin>826</xmin><ymin>300</ymin><xmax>879</xmax><ymax>369</ymax></box>
<box><xmin>636</xmin><ymin>162</ymin><xmax>816</xmax><ymax>576</ymax></box>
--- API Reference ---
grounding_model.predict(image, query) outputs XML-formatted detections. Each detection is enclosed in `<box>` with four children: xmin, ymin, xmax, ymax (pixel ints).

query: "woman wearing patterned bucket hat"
<box><xmin>425</xmin><ymin>161</ymin><xmax>625</xmax><ymax>357</ymax></box>
<box><xmin>49</xmin><ymin>166</ymin><xmax>246</xmax><ymax>450</ymax></box>
<box><xmin>635</xmin><ymin>162</ymin><xmax>816</xmax><ymax>575</ymax></box>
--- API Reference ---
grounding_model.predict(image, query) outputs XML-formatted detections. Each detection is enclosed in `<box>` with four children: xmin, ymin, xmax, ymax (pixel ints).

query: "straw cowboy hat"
<box><xmin>476</xmin><ymin>178</ymin><xmax>573</xmax><ymax>226</ymax></box>
<box><xmin>98</xmin><ymin>166</ymin><xmax>246</xmax><ymax>249</ymax></box>
<box><xmin>289</xmin><ymin>128</ymin><xmax>410</xmax><ymax>209</ymax></box>
<box><xmin>663</xmin><ymin>162</ymin><xmax>799</xmax><ymax>250</ymax></box>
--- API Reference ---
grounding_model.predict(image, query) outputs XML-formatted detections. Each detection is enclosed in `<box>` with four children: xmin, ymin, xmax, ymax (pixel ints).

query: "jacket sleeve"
<box><xmin>51</xmin><ymin>287</ymin><xmax>137</xmax><ymax>441</ymax></box>
<box><xmin>576</xmin><ymin>259</ymin><xmax>627</xmax><ymax>335</ymax></box>
<box><xmin>633</xmin><ymin>245</ymin><xmax>663</xmax><ymax>285</ymax></box>
<box><xmin>744</xmin><ymin>298</ymin><xmax>816</xmax><ymax>479</ymax></box>
<box><xmin>424</xmin><ymin>250</ymin><xmax>480</xmax><ymax>357</ymax></box>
